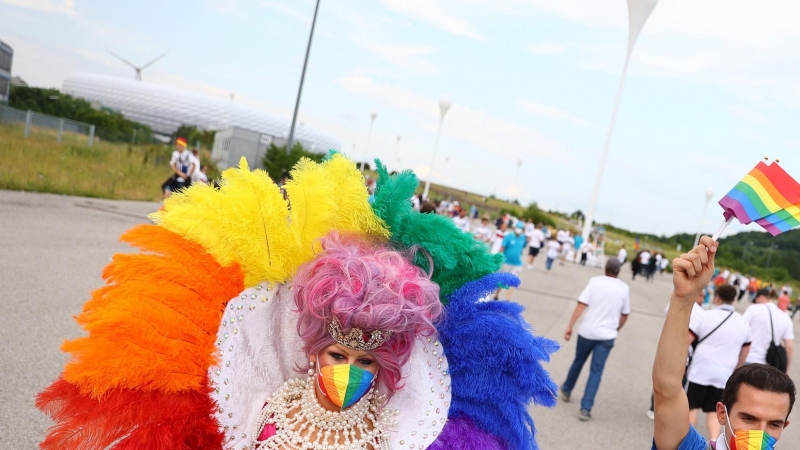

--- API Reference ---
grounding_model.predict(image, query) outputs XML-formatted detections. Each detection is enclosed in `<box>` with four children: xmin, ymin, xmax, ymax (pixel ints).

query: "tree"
<box><xmin>262</xmin><ymin>142</ymin><xmax>325</xmax><ymax>182</ymax></box>
<box><xmin>570</xmin><ymin>210</ymin><xmax>585</xmax><ymax>222</ymax></box>
<box><xmin>172</xmin><ymin>124</ymin><xmax>215</xmax><ymax>149</ymax></box>
<box><xmin>9</xmin><ymin>85</ymin><xmax>154</xmax><ymax>143</ymax></box>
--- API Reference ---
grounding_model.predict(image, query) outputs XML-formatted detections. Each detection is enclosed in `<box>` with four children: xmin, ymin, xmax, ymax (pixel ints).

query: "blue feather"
<box><xmin>437</xmin><ymin>273</ymin><xmax>559</xmax><ymax>450</ymax></box>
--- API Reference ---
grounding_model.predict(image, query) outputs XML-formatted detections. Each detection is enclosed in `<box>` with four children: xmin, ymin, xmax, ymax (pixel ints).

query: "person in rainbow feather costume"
<box><xmin>36</xmin><ymin>152</ymin><xmax>559</xmax><ymax>449</ymax></box>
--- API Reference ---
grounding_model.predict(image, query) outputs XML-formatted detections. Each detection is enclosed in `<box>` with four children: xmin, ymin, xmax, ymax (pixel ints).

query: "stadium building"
<box><xmin>0</xmin><ymin>40</ymin><xmax>13</xmax><ymax>104</ymax></box>
<box><xmin>61</xmin><ymin>72</ymin><xmax>340</xmax><ymax>152</ymax></box>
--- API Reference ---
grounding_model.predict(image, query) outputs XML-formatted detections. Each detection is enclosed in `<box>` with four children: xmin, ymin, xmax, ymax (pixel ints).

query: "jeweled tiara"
<box><xmin>327</xmin><ymin>318</ymin><xmax>392</xmax><ymax>351</ymax></box>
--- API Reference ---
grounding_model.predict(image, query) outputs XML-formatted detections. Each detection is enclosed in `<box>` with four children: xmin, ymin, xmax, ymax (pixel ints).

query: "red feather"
<box><xmin>36</xmin><ymin>377</ymin><xmax>224</xmax><ymax>449</ymax></box>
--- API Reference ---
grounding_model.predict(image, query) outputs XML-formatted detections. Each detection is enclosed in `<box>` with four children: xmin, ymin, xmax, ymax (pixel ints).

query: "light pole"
<box><xmin>422</xmin><ymin>97</ymin><xmax>452</xmax><ymax>200</ymax></box>
<box><xmin>512</xmin><ymin>159</ymin><xmax>523</xmax><ymax>200</ymax></box>
<box><xmin>441</xmin><ymin>156</ymin><xmax>450</xmax><ymax>183</ymax></box>
<box><xmin>393</xmin><ymin>135</ymin><xmax>402</xmax><ymax>168</ymax></box>
<box><xmin>766</xmin><ymin>245</ymin><xmax>779</xmax><ymax>268</ymax></box>
<box><xmin>742</xmin><ymin>241</ymin><xmax>754</xmax><ymax>262</ymax></box>
<box><xmin>693</xmin><ymin>189</ymin><xmax>714</xmax><ymax>248</ymax></box>
<box><xmin>285</xmin><ymin>0</ymin><xmax>322</xmax><ymax>154</ymax></box>
<box><xmin>581</xmin><ymin>0</ymin><xmax>659</xmax><ymax>241</ymax></box>
<box><xmin>359</xmin><ymin>111</ymin><xmax>377</xmax><ymax>171</ymax></box>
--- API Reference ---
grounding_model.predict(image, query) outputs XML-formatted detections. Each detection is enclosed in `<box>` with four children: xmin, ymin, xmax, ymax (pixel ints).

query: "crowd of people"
<box><xmin>433</xmin><ymin>193</ymin><xmax>799</xmax><ymax>447</ymax></box>
<box><xmin>430</xmin><ymin>201</ymin><xmax>596</xmax><ymax>293</ymax></box>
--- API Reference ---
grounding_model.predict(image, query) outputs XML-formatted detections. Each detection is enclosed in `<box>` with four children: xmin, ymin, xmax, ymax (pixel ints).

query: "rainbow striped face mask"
<box><xmin>317</xmin><ymin>363</ymin><xmax>375</xmax><ymax>410</ymax></box>
<box><xmin>723</xmin><ymin>406</ymin><xmax>778</xmax><ymax>450</ymax></box>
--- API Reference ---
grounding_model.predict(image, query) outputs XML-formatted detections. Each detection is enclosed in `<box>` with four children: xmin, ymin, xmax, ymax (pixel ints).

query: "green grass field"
<box><xmin>0</xmin><ymin>124</ymin><xmax>182</xmax><ymax>201</ymax></box>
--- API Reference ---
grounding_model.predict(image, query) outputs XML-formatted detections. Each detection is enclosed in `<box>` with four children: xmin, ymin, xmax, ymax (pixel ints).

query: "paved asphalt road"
<box><xmin>2</xmin><ymin>189</ymin><xmax>800</xmax><ymax>449</ymax></box>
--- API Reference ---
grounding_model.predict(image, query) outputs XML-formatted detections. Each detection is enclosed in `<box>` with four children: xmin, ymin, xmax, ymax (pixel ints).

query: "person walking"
<box><xmin>560</xmin><ymin>258</ymin><xmax>630</xmax><ymax>421</ymax></box>
<box><xmin>544</xmin><ymin>235</ymin><xmax>561</xmax><ymax>274</ymax></box>
<box><xmin>685</xmin><ymin>284</ymin><xmax>751</xmax><ymax>441</ymax></box>
<box><xmin>652</xmin><ymin>236</ymin><xmax>796</xmax><ymax>450</ymax></box>
<box><xmin>472</xmin><ymin>216</ymin><xmax>493</xmax><ymax>244</ymax></box>
<box><xmin>744</xmin><ymin>288</ymin><xmax>794</xmax><ymax>373</ymax></box>
<box><xmin>495</xmin><ymin>222</ymin><xmax>527</xmax><ymax>300</ymax></box>
<box><xmin>490</xmin><ymin>222</ymin><xmax>508</xmax><ymax>254</ymax></box>
<box><xmin>526</xmin><ymin>222</ymin><xmax>545</xmax><ymax>269</ymax></box>
<box><xmin>617</xmin><ymin>244</ymin><xmax>627</xmax><ymax>265</ymax></box>
<box><xmin>453</xmin><ymin>209</ymin><xmax>471</xmax><ymax>233</ymax></box>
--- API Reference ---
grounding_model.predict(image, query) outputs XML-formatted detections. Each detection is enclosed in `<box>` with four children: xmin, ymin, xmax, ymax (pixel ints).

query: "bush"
<box><xmin>262</xmin><ymin>142</ymin><xmax>325</xmax><ymax>182</ymax></box>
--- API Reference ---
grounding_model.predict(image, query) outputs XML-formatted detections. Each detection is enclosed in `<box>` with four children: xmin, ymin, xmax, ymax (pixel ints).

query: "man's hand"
<box><xmin>672</xmin><ymin>236</ymin><xmax>717</xmax><ymax>301</ymax></box>
<box><xmin>564</xmin><ymin>327</ymin><xmax>573</xmax><ymax>341</ymax></box>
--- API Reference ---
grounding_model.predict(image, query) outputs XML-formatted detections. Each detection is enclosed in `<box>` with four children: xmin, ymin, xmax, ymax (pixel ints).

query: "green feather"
<box><xmin>371</xmin><ymin>160</ymin><xmax>504</xmax><ymax>300</ymax></box>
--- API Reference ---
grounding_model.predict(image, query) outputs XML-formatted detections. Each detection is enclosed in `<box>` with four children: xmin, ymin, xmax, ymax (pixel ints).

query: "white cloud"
<box><xmin>519</xmin><ymin>100</ymin><xmax>596</xmax><ymax>129</ymax></box>
<box><xmin>260</xmin><ymin>1</ymin><xmax>311</xmax><ymax>26</ymax></box>
<box><xmin>355</xmin><ymin>41</ymin><xmax>438</xmax><ymax>76</ymax></box>
<box><xmin>380</xmin><ymin>0</ymin><xmax>485</xmax><ymax>41</ymax></box>
<box><xmin>0</xmin><ymin>0</ymin><xmax>75</xmax><ymax>15</ymax></box>
<box><xmin>727</xmin><ymin>105</ymin><xmax>768</xmax><ymax>124</ymax></box>
<box><xmin>528</xmin><ymin>43</ymin><xmax>565</xmax><ymax>56</ymax></box>
<box><xmin>340</xmin><ymin>75</ymin><xmax>571</xmax><ymax>165</ymax></box>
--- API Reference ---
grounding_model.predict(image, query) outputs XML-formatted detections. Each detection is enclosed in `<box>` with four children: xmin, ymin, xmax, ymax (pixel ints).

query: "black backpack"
<box><xmin>765</xmin><ymin>305</ymin><xmax>788</xmax><ymax>372</ymax></box>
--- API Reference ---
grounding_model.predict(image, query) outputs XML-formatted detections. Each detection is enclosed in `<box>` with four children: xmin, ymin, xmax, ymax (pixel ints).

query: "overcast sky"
<box><xmin>3</xmin><ymin>0</ymin><xmax>800</xmax><ymax>237</ymax></box>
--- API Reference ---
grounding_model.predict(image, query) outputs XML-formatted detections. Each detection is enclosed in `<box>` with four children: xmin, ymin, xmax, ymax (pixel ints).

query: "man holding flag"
<box><xmin>652</xmin><ymin>236</ymin><xmax>794</xmax><ymax>450</ymax></box>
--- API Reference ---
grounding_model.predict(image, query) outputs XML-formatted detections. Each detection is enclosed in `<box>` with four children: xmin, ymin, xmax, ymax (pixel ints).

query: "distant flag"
<box><xmin>715</xmin><ymin>159</ymin><xmax>800</xmax><ymax>238</ymax></box>
<box><xmin>634</xmin><ymin>236</ymin><xmax>640</xmax><ymax>250</ymax></box>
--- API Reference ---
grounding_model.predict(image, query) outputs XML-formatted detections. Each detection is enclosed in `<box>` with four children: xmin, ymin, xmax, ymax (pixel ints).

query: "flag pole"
<box><xmin>710</xmin><ymin>217</ymin><xmax>733</xmax><ymax>242</ymax></box>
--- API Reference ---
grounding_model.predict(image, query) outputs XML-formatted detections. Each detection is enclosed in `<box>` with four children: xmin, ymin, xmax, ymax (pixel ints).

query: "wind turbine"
<box><xmin>106</xmin><ymin>50</ymin><xmax>168</xmax><ymax>81</ymax></box>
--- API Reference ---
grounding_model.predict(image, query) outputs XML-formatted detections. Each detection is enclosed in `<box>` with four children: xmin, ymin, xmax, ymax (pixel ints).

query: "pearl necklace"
<box><xmin>251</xmin><ymin>377</ymin><xmax>395</xmax><ymax>450</ymax></box>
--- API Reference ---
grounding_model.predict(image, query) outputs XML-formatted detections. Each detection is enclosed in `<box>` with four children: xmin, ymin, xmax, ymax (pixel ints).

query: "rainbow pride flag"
<box><xmin>718</xmin><ymin>161</ymin><xmax>800</xmax><ymax>236</ymax></box>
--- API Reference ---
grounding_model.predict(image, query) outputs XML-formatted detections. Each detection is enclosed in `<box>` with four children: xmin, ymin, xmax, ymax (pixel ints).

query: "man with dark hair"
<box><xmin>561</xmin><ymin>258</ymin><xmax>630</xmax><ymax>421</ymax></box>
<box><xmin>653</xmin><ymin>236</ymin><xmax>795</xmax><ymax>450</ymax></box>
<box><xmin>685</xmin><ymin>283</ymin><xmax>750</xmax><ymax>440</ymax></box>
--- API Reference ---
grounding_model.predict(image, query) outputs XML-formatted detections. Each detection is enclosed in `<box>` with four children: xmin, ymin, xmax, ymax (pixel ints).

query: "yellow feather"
<box><xmin>150</xmin><ymin>155</ymin><xmax>389</xmax><ymax>286</ymax></box>
<box><xmin>319</xmin><ymin>154</ymin><xmax>390</xmax><ymax>239</ymax></box>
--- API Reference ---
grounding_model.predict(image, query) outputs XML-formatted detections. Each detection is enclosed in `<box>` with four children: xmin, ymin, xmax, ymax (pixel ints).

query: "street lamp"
<box><xmin>581</xmin><ymin>0</ymin><xmax>659</xmax><ymax>242</ymax></box>
<box><xmin>359</xmin><ymin>111</ymin><xmax>377</xmax><ymax>171</ymax></box>
<box><xmin>422</xmin><ymin>97</ymin><xmax>452</xmax><ymax>200</ymax></box>
<box><xmin>693</xmin><ymin>188</ymin><xmax>714</xmax><ymax>248</ymax></box>
<box><xmin>393</xmin><ymin>135</ymin><xmax>402</xmax><ymax>169</ymax></box>
<box><xmin>742</xmin><ymin>241</ymin><xmax>754</xmax><ymax>262</ymax></box>
<box><xmin>441</xmin><ymin>156</ymin><xmax>450</xmax><ymax>183</ymax></box>
<box><xmin>766</xmin><ymin>245</ymin><xmax>779</xmax><ymax>268</ymax></box>
<box><xmin>285</xmin><ymin>0</ymin><xmax>322</xmax><ymax>154</ymax></box>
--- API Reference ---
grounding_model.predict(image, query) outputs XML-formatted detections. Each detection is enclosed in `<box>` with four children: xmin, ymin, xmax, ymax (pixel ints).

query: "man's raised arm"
<box><xmin>653</xmin><ymin>236</ymin><xmax>717</xmax><ymax>450</ymax></box>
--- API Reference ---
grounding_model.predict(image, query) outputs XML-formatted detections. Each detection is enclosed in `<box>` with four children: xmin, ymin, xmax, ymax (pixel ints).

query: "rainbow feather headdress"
<box><xmin>36</xmin><ymin>153</ymin><xmax>558</xmax><ymax>450</ymax></box>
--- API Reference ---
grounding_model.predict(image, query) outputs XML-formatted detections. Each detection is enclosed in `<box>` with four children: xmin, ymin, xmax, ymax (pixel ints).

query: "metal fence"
<box><xmin>0</xmin><ymin>104</ymin><xmax>95</xmax><ymax>147</ymax></box>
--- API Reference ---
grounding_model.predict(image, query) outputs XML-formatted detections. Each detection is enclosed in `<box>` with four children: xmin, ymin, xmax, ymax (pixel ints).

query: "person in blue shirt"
<box><xmin>652</xmin><ymin>236</ymin><xmax>795</xmax><ymax>450</ymax></box>
<box><xmin>495</xmin><ymin>221</ymin><xmax>527</xmax><ymax>300</ymax></box>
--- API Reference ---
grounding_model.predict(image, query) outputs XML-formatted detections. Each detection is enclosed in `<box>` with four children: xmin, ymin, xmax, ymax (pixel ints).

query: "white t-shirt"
<box><xmin>739</xmin><ymin>277</ymin><xmax>750</xmax><ymax>291</ymax></box>
<box><xmin>687</xmin><ymin>304</ymin><xmax>751</xmax><ymax>389</ymax></box>
<box><xmin>524</xmin><ymin>223</ymin><xmax>535</xmax><ymax>237</ymax></box>
<box><xmin>617</xmin><ymin>248</ymin><xmax>627</xmax><ymax>263</ymax></box>
<box><xmin>410</xmin><ymin>196</ymin><xmax>420</xmax><ymax>211</ymax></box>
<box><xmin>664</xmin><ymin>301</ymin><xmax>705</xmax><ymax>357</ymax></box>
<box><xmin>453</xmin><ymin>216</ymin><xmax>471</xmax><ymax>233</ymax></box>
<box><xmin>640</xmin><ymin>251</ymin><xmax>651</xmax><ymax>265</ymax></box>
<box><xmin>473</xmin><ymin>225</ymin><xmax>492</xmax><ymax>243</ymax></box>
<box><xmin>660</xmin><ymin>258</ymin><xmax>669</xmax><ymax>270</ymax></box>
<box><xmin>556</xmin><ymin>230</ymin><xmax>567</xmax><ymax>242</ymax></box>
<box><xmin>193</xmin><ymin>169</ymin><xmax>208</xmax><ymax>184</ymax></box>
<box><xmin>527</xmin><ymin>229</ymin><xmax>545</xmax><ymax>248</ymax></box>
<box><xmin>546</xmin><ymin>240</ymin><xmax>561</xmax><ymax>259</ymax></box>
<box><xmin>743</xmin><ymin>303</ymin><xmax>795</xmax><ymax>365</ymax></box>
<box><xmin>189</xmin><ymin>155</ymin><xmax>203</xmax><ymax>182</ymax></box>
<box><xmin>491</xmin><ymin>230</ymin><xmax>507</xmax><ymax>254</ymax></box>
<box><xmin>170</xmin><ymin>150</ymin><xmax>194</xmax><ymax>180</ymax></box>
<box><xmin>577</xmin><ymin>276</ymin><xmax>631</xmax><ymax>341</ymax></box>
<box><xmin>579</xmin><ymin>242</ymin><xmax>592</xmax><ymax>254</ymax></box>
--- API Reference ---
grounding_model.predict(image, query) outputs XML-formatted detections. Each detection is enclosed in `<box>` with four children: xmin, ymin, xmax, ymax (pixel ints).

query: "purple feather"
<box><xmin>428</xmin><ymin>416</ymin><xmax>505</xmax><ymax>450</ymax></box>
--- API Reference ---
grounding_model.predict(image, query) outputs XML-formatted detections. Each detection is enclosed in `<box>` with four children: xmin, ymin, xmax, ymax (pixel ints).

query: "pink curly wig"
<box><xmin>293</xmin><ymin>232</ymin><xmax>443</xmax><ymax>400</ymax></box>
